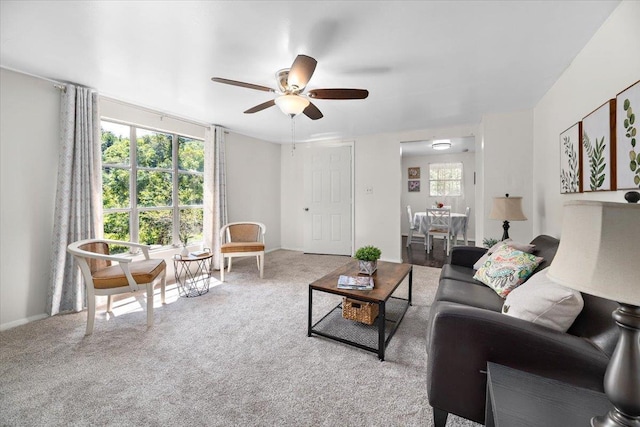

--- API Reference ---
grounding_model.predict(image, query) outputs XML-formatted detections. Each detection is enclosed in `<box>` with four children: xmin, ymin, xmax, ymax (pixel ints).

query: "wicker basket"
<box><xmin>342</xmin><ymin>298</ymin><xmax>379</xmax><ymax>325</ymax></box>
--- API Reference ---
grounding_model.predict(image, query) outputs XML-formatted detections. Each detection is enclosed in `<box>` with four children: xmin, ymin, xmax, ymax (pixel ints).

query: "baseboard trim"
<box><xmin>1</xmin><ymin>313</ymin><xmax>48</xmax><ymax>331</ymax></box>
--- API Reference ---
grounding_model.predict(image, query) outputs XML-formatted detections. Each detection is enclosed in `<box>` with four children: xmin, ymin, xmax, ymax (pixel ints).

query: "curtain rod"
<box><xmin>100</xmin><ymin>95</ymin><xmax>215</xmax><ymax>129</ymax></box>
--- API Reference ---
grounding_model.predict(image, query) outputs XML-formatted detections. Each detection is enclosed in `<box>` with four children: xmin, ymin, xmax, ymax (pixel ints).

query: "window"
<box><xmin>429</xmin><ymin>162</ymin><xmax>463</xmax><ymax>197</ymax></box>
<box><xmin>101</xmin><ymin>120</ymin><xmax>204</xmax><ymax>253</ymax></box>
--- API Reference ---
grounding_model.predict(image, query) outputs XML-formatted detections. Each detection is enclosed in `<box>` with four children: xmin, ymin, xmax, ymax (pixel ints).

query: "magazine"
<box><xmin>337</xmin><ymin>275</ymin><xmax>374</xmax><ymax>290</ymax></box>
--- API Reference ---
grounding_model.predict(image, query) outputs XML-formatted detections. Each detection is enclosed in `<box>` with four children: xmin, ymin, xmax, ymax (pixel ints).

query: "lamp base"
<box><xmin>591</xmin><ymin>409</ymin><xmax>639</xmax><ymax>427</ymax></box>
<box><xmin>501</xmin><ymin>220</ymin><xmax>510</xmax><ymax>241</ymax></box>
<box><xmin>591</xmin><ymin>304</ymin><xmax>640</xmax><ymax>427</ymax></box>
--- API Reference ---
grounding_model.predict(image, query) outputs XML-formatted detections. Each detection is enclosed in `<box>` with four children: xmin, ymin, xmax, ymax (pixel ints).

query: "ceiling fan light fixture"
<box><xmin>432</xmin><ymin>139</ymin><xmax>452</xmax><ymax>150</ymax></box>
<box><xmin>275</xmin><ymin>95</ymin><xmax>310</xmax><ymax>116</ymax></box>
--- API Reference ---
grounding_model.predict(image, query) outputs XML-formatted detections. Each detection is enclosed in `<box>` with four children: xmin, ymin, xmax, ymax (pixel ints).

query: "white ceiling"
<box><xmin>0</xmin><ymin>1</ymin><xmax>620</xmax><ymax>144</ymax></box>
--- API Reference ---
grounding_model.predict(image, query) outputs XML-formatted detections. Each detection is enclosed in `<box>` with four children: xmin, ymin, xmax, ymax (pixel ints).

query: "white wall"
<box><xmin>533</xmin><ymin>0</ymin><xmax>640</xmax><ymax>237</ymax></box>
<box><xmin>480</xmin><ymin>109</ymin><xmax>534</xmax><ymax>244</ymax></box>
<box><xmin>1</xmin><ymin>68</ymin><xmax>60</xmax><ymax>329</ymax></box>
<box><xmin>354</xmin><ymin>134</ymin><xmax>402</xmax><ymax>262</ymax></box>
<box><xmin>401</xmin><ymin>151</ymin><xmax>476</xmax><ymax>239</ymax></box>
<box><xmin>225</xmin><ymin>132</ymin><xmax>281</xmax><ymax>251</ymax></box>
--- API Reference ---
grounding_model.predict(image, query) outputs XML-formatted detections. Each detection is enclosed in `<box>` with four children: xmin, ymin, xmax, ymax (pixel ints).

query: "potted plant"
<box><xmin>179</xmin><ymin>224</ymin><xmax>194</xmax><ymax>257</ymax></box>
<box><xmin>354</xmin><ymin>245</ymin><xmax>382</xmax><ymax>275</ymax></box>
<box><xmin>482</xmin><ymin>237</ymin><xmax>499</xmax><ymax>248</ymax></box>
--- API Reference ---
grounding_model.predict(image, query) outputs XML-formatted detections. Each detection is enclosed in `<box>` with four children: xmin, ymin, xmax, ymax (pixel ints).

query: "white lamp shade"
<box><xmin>275</xmin><ymin>95</ymin><xmax>310</xmax><ymax>116</ymax></box>
<box><xmin>548</xmin><ymin>200</ymin><xmax>640</xmax><ymax>305</ymax></box>
<box><xmin>488</xmin><ymin>196</ymin><xmax>527</xmax><ymax>221</ymax></box>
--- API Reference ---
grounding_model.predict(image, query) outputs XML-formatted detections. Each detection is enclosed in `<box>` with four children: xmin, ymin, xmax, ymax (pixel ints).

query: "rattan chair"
<box><xmin>67</xmin><ymin>239</ymin><xmax>167</xmax><ymax>335</ymax></box>
<box><xmin>219</xmin><ymin>222</ymin><xmax>266</xmax><ymax>282</ymax></box>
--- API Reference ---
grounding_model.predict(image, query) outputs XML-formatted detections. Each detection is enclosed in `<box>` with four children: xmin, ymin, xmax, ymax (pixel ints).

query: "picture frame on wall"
<box><xmin>408</xmin><ymin>167</ymin><xmax>420</xmax><ymax>179</ymax></box>
<box><xmin>559</xmin><ymin>123</ymin><xmax>581</xmax><ymax>193</ymax></box>
<box><xmin>408</xmin><ymin>180</ymin><xmax>420</xmax><ymax>192</ymax></box>
<box><xmin>615</xmin><ymin>80</ymin><xmax>640</xmax><ymax>189</ymax></box>
<box><xmin>581</xmin><ymin>99</ymin><xmax>616</xmax><ymax>192</ymax></box>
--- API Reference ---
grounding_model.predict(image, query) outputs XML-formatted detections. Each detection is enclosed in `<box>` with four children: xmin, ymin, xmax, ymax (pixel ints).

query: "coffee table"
<box><xmin>307</xmin><ymin>260</ymin><xmax>412</xmax><ymax>361</ymax></box>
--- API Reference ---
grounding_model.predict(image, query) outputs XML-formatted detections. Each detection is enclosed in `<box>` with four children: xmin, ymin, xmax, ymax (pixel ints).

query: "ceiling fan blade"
<box><xmin>211</xmin><ymin>77</ymin><xmax>274</xmax><ymax>93</ymax></box>
<box><xmin>244</xmin><ymin>99</ymin><xmax>276</xmax><ymax>114</ymax></box>
<box><xmin>303</xmin><ymin>102</ymin><xmax>323</xmax><ymax>120</ymax></box>
<box><xmin>308</xmin><ymin>88</ymin><xmax>369</xmax><ymax>100</ymax></box>
<box><xmin>287</xmin><ymin>55</ymin><xmax>317</xmax><ymax>91</ymax></box>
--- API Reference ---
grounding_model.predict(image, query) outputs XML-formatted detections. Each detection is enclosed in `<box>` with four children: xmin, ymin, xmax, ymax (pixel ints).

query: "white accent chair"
<box><xmin>427</xmin><ymin>208</ymin><xmax>452</xmax><ymax>256</ymax></box>
<box><xmin>67</xmin><ymin>239</ymin><xmax>167</xmax><ymax>335</ymax></box>
<box><xmin>219</xmin><ymin>222</ymin><xmax>266</xmax><ymax>282</ymax></box>
<box><xmin>406</xmin><ymin>205</ymin><xmax>427</xmax><ymax>249</ymax></box>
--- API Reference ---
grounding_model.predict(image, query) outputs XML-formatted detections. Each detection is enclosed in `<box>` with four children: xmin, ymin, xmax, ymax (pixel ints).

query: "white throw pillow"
<box><xmin>473</xmin><ymin>239</ymin><xmax>536</xmax><ymax>270</ymax></box>
<box><xmin>501</xmin><ymin>267</ymin><xmax>584</xmax><ymax>332</ymax></box>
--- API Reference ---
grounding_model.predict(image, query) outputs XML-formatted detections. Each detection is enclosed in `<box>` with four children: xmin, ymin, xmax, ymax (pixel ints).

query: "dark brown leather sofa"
<box><xmin>426</xmin><ymin>235</ymin><xmax>619</xmax><ymax>426</ymax></box>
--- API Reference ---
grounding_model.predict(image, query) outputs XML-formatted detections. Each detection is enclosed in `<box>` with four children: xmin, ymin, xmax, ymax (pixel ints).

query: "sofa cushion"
<box><xmin>434</xmin><ymin>278</ymin><xmax>505</xmax><ymax>312</ymax></box>
<box><xmin>502</xmin><ymin>267</ymin><xmax>584</xmax><ymax>332</ymax></box>
<box><xmin>439</xmin><ymin>264</ymin><xmax>483</xmax><ymax>284</ymax></box>
<box><xmin>473</xmin><ymin>245</ymin><xmax>543</xmax><ymax>298</ymax></box>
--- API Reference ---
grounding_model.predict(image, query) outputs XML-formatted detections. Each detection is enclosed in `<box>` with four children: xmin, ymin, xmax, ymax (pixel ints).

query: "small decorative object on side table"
<box><xmin>354</xmin><ymin>245</ymin><xmax>381</xmax><ymax>276</ymax></box>
<box><xmin>624</xmin><ymin>190</ymin><xmax>640</xmax><ymax>203</ymax></box>
<box><xmin>173</xmin><ymin>249</ymin><xmax>213</xmax><ymax>297</ymax></box>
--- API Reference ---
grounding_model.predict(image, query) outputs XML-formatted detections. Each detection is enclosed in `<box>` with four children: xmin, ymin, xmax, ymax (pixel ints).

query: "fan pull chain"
<box><xmin>290</xmin><ymin>115</ymin><xmax>296</xmax><ymax>155</ymax></box>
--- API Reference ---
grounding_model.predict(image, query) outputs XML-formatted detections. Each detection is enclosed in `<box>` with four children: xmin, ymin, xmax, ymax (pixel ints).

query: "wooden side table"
<box><xmin>173</xmin><ymin>251</ymin><xmax>213</xmax><ymax>297</ymax></box>
<box><xmin>486</xmin><ymin>362</ymin><xmax>612</xmax><ymax>427</ymax></box>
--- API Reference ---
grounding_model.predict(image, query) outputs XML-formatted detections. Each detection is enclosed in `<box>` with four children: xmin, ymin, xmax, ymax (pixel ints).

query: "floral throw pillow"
<box><xmin>473</xmin><ymin>245</ymin><xmax>543</xmax><ymax>298</ymax></box>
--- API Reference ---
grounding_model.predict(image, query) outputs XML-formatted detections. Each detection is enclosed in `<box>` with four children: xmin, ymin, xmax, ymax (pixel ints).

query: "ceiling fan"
<box><xmin>211</xmin><ymin>55</ymin><xmax>369</xmax><ymax>120</ymax></box>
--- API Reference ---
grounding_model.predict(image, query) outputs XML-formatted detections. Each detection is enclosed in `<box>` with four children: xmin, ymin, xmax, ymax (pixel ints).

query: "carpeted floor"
<box><xmin>0</xmin><ymin>250</ymin><xmax>480</xmax><ymax>427</ymax></box>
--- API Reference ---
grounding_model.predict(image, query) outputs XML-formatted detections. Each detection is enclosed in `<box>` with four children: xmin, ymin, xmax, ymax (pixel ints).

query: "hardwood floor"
<box><xmin>402</xmin><ymin>236</ymin><xmax>475</xmax><ymax>268</ymax></box>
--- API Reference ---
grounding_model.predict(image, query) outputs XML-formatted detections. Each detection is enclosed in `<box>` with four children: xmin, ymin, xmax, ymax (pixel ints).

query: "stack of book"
<box><xmin>337</xmin><ymin>275</ymin><xmax>374</xmax><ymax>290</ymax></box>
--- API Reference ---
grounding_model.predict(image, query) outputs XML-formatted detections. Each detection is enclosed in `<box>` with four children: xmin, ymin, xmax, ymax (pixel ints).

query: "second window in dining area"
<box><xmin>429</xmin><ymin>162</ymin><xmax>463</xmax><ymax>197</ymax></box>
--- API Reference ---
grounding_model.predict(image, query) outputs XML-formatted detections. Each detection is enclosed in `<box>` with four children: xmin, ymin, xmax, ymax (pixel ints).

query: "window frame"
<box><xmin>428</xmin><ymin>162</ymin><xmax>464</xmax><ymax>197</ymax></box>
<box><xmin>101</xmin><ymin>119</ymin><xmax>204</xmax><ymax>250</ymax></box>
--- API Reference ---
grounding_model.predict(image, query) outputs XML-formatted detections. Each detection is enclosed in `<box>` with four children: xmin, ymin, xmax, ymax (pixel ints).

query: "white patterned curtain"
<box><xmin>203</xmin><ymin>125</ymin><xmax>228</xmax><ymax>270</ymax></box>
<box><xmin>47</xmin><ymin>85</ymin><xmax>102</xmax><ymax>316</ymax></box>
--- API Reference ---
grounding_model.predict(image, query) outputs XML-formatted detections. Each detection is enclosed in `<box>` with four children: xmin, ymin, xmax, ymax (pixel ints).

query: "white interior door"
<box><xmin>303</xmin><ymin>145</ymin><xmax>352</xmax><ymax>255</ymax></box>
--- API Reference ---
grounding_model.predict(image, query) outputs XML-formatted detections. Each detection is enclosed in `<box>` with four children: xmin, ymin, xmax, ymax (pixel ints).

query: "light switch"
<box><xmin>365</xmin><ymin>186</ymin><xmax>373</xmax><ymax>195</ymax></box>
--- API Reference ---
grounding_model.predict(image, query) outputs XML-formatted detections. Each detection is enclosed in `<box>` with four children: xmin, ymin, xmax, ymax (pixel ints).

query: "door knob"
<box><xmin>304</xmin><ymin>208</ymin><xmax>309</xmax><ymax>211</ymax></box>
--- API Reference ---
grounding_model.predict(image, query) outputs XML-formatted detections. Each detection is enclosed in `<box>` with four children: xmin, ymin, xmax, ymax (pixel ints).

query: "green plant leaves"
<box><xmin>583</xmin><ymin>132</ymin><xmax>607</xmax><ymax>191</ymax></box>
<box><xmin>623</xmin><ymin>97</ymin><xmax>640</xmax><ymax>188</ymax></box>
<box><xmin>561</xmin><ymin>135</ymin><xmax>579</xmax><ymax>192</ymax></box>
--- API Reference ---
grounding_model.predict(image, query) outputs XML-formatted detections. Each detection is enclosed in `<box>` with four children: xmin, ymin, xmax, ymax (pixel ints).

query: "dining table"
<box><xmin>413</xmin><ymin>211</ymin><xmax>469</xmax><ymax>245</ymax></box>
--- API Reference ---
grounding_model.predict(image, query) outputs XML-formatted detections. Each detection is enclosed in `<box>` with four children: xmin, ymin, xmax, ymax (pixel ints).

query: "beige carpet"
<box><xmin>0</xmin><ymin>250</ymin><xmax>480</xmax><ymax>427</ymax></box>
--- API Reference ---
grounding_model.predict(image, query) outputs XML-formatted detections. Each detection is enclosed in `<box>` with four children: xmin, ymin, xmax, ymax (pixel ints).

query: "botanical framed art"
<box><xmin>408</xmin><ymin>180</ymin><xmax>420</xmax><ymax>192</ymax></box>
<box><xmin>559</xmin><ymin>123</ymin><xmax>581</xmax><ymax>193</ymax></box>
<box><xmin>408</xmin><ymin>167</ymin><xmax>420</xmax><ymax>179</ymax></box>
<box><xmin>616</xmin><ymin>80</ymin><xmax>640</xmax><ymax>189</ymax></box>
<box><xmin>581</xmin><ymin>99</ymin><xmax>616</xmax><ymax>192</ymax></box>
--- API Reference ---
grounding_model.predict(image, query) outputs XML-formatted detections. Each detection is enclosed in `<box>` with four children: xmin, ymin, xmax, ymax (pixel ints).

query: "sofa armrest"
<box><xmin>449</xmin><ymin>246</ymin><xmax>487</xmax><ymax>268</ymax></box>
<box><xmin>426</xmin><ymin>302</ymin><xmax>609</xmax><ymax>424</ymax></box>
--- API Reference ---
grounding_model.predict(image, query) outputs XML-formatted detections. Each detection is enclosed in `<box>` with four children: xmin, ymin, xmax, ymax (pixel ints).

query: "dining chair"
<box><xmin>451</xmin><ymin>206</ymin><xmax>471</xmax><ymax>246</ymax></box>
<box><xmin>406</xmin><ymin>205</ymin><xmax>427</xmax><ymax>249</ymax></box>
<box><xmin>426</xmin><ymin>208</ymin><xmax>452</xmax><ymax>256</ymax></box>
<box><xmin>67</xmin><ymin>239</ymin><xmax>167</xmax><ymax>335</ymax></box>
<box><xmin>219</xmin><ymin>221</ymin><xmax>266</xmax><ymax>282</ymax></box>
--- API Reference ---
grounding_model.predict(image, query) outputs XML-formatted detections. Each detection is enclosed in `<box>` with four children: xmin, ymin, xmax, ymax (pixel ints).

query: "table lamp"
<box><xmin>548</xmin><ymin>200</ymin><xmax>640</xmax><ymax>427</ymax></box>
<box><xmin>488</xmin><ymin>194</ymin><xmax>527</xmax><ymax>240</ymax></box>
